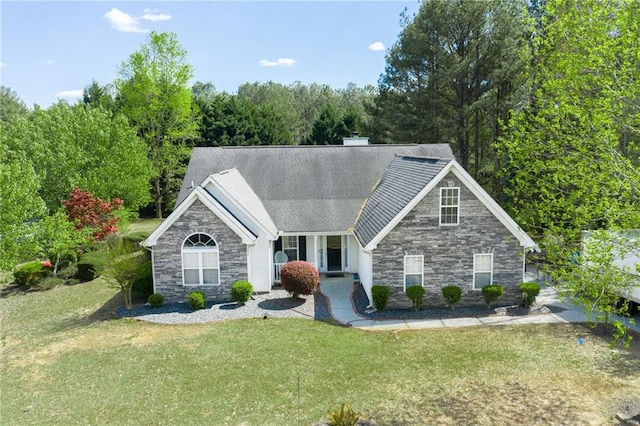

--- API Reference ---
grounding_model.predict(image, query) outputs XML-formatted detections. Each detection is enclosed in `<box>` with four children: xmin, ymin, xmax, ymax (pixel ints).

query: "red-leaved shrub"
<box><xmin>280</xmin><ymin>261</ymin><xmax>319</xmax><ymax>298</ymax></box>
<box><xmin>62</xmin><ymin>188</ymin><xmax>123</xmax><ymax>241</ymax></box>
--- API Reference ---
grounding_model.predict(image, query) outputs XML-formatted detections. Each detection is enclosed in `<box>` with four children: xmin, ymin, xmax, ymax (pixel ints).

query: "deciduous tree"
<box><xmin>116</xmin><ymin>31</ymin><xmax>198</xmax><ymax>217</ymax></box>
<box><xmin>4</xmin><ymin>102</ymin><xmax>153</xmax><ymax>211</ymax></box>
<box><xmin>0</xmin><ymin>130</ymin><xmax>45</xmax><ymax>269</ymax></box>
<box><xmin>497</xmin><ymin>0</ymin><xmax>640</xmax><ymax>344</ymax></box>
<box><xmin>62</xmin><ymin>188</ymin><xmax>124</xmax><ymax>241</ymax></box>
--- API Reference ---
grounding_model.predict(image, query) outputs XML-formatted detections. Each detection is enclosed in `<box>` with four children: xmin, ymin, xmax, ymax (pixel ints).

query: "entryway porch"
<box><xmin>272</xmin><ymin>233</ymin><xmax>357</xmax><ymax>284</ymax></box>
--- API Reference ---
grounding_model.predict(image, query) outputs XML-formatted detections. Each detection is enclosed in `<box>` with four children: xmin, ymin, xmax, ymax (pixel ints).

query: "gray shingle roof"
<box><xmin>353</xmin><ymin>156</ymin><xmax>451</xmax><ymax>246</ymax></box>
<box><xmin>178</xmin><ymin>144</ymin><xmax>454</xmax><ymax>233</ymax></box>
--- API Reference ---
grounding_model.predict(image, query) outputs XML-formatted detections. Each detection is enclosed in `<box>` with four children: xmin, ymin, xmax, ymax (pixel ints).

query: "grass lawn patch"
<box><xmin>124</xmin><ymin>218</ymin><xmax>163</xmax><ymax>236</ymax></box>
<box><xmin>1</xmin><ymin>278</ymin><xmax>639</xmax><ymax>425</ymax></box>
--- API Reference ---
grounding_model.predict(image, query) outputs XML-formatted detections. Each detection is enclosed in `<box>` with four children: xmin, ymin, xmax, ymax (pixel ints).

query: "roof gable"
<box><xmin>142</xmin><ymin>187</ymin><xmax>258</xmax><ymax>247</ymax></box>
<box><xmin>358</xmin><ymin>159</ymin><xmax>536</xmax><ymax>250</ymax></box>
<box><xmin>354</xmin><ymin>156</ymin><xmax>450</xmax><ymax>246</ymax></box>
<box><xmin>202</xmin><ymin>168</ymin><xmax>278</xmax><ymax>240</ymax></box>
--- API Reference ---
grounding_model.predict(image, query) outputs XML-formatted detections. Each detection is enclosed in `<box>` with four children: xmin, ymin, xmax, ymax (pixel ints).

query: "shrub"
<box><xmin>13</xmin><ymin>261</ymin><xmax>45</xmax><ymax>286</ymax></box>
<box><xmin>371</xmin><ymin>285</ymin><xmax>390</xmax><ymax>311</ymax></box>
<box><xmin>231</xmin><ymin>280</ymin><xmax>253</xmax><ymax>305</ymax></box>
<box><xmin>406</xmin><ymin>285</ymin><xmax>425</xmax><ymax>311</ymax></box>
<box><xmin>482</xmin><ymin>284</ymin><xmax>504</xmax><ymax>308</ymax></box>
<box><xmin>327</xmin><ymin>403</ymin><xmax>359</xmax><ymax>426</ymax></box>
<box><xmin>187</xmin><ymin>291</ymin><xmax>206</xmax><ymax>310</ymax></box>
<box><xmin>122</xmin><ymin>231</ymin><xmax>150</xmax><ymax>245</ymax></box>
<box><xmin>147</xmin><ymin>293</ymin><xmax>164</xmax><ymax>308</ymax></box>
<box><xmin>34</xmin><ymin>276</ymin><xmax>65</xmax><ymax>291</ymax></box>
<box><xmin>58</xmin><ymin>264</ymin><xmax>79</xmax><ymax>280</ymax></box>
<box><xmin>132</xmin><ymin>260</ymin><xmax>153</xmax><ymax>300</ymax></box>
<box><xmin>280</xmin><ymin>261</ymin><xmax>319</xmax><ymax>298</ymax></box>
<box><xmin>520</xmin><ymin>282</ymin><xmax>541</xmax><ymax>307</ymax></box>
<box><xmin>442</xmin><ymin>285</ymin><xmax>463</xmax><ymax>308</ymax></box>
<box><xmin>76</xmin><ymin>250</ymin><xmax>108</xmax><ymax>281</ymax></box>
<box><xmin>57</xmin><ymin>250</ymin><xmax>78</xmax><ymax>269</ymax></box>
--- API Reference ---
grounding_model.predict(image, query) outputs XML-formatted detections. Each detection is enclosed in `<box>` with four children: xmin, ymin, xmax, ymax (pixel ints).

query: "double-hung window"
<box><xmin>404</xmin><ymin>255</ymin><xmax>424</xmax><ymax>290</ymax></box>
<box><xmin>440</xmin><ymin>187</ymin><xmax>460</xmax><ymax>225</ymax></box>
<box><xmin>283</xmin><ymin>236</ymin><xmax>299</xmax><ymax>261</ymax></box>
<box><xmin>473</xmin><ymin>253</ymin><xmax>493</xmax><ymax>289</ymax></box>
<box><xmin>182</xmin><ymin>233</ymin><xmax>219</xmax><ymax>286</ymax></box>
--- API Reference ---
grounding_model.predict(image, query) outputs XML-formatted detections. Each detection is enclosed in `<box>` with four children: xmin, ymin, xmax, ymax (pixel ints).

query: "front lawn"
<box><xmin>1</xmin><ymin>278</ymin><xmax>639</xmax><ymax>425</ymax></box>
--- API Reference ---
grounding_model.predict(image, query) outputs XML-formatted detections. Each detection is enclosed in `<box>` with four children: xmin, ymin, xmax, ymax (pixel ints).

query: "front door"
<box><xmin>326</xmin><ymin>235</ymin><xmax>342</xmax><ymax>271</ymax></box>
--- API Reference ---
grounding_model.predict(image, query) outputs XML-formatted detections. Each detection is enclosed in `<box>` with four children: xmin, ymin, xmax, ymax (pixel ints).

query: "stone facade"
<box><xmin>372</xmin><ymin>172</ymin><xmax>524</xmax><ymax>308</ymax></box>
<box><xmin>151</xmin><ymin>199</ymin><xmax>248</xmax><ymax>303</ymax></box>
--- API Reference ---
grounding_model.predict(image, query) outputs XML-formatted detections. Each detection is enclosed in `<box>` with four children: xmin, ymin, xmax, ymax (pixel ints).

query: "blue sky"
<box><xmin>1</xmin><ymin>1</ymin><xmax>420</xmax><ymax>108</ymax></box>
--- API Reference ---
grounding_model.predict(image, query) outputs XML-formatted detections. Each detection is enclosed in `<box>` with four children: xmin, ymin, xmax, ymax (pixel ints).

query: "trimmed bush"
<box><xmin>57</xmin><ymin>250</ymin><xmax>78</xmax><ymax>269</ymax></box>
<box><xmin>76</xmin><ymin>251</ymin><xmax>108</xmax><ymax>281</ymax></box>
<box><xmin>371</xmin><ymin>285</ymin><xmax>390</xmax><ymax>311</ymax></box>
<box><xmin>442</xmin><ymin>285</ymin><xmax>462</xmax><ymax>308</ymax></box>
<box><xmin>280</xmin><ymin>261</ymin><xmax>319</xmax><ymax>298</ymax></box>
<box><xmin>132</xmin><ymin>260</ymin><xmax>153</xmax><ymax>300</ymax></box>
<box><xmin>147</xmin><ymin>293</ymin><xmax>164</xmax><ymax>308</ymax></box>
<box><xmin>13</xmin><ymin>261</ymin><xmax>45</xmax><ymax>287</ymax></box>
<box><xmin>327</xmin><ymin>403</ymin><xmax>359</xmax><ymax>426</ymax></box>
<box><xmin>520</xmin><ymin>282</ymin><xmax>541</xmax><ymax>307</ymax></box>
<box><xmin>187</xmin><ymin>291</ymin><xmax>206</xmax><ymax>310</ymax></box>
<box><xmin>231</xmin><ymin>280</ymin><xmax>253</xmax><ymax>305</ymax></box>
<box><xmin>481</xmin><ymin>284</ymin><xmax>504</xmax><ymax>308</ymax></box>
<box><xmin>406</xmin><ymin>285</ymin><xmax>425</xmax><ymax>311</ymax></box>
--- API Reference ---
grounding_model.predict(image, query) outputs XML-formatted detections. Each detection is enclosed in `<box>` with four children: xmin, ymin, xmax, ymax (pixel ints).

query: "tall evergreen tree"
<box><xmin>373</xmin><ymin>0</ymin><xmax>531</xmax><ymax>191</ymax></box>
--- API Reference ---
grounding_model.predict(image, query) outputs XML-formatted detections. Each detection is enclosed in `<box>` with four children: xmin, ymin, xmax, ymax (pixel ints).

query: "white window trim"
<box><xmin>282</xmin><ymin>235</ymin><xmax>299</xmax><ymax>262</ymax></box>
<box><xmin>439</xmin><ymin>187</ymin><xmax>460</xmax><ymax>226</ymax></box>
<box><xmin>403</xmin><ymin>255</ymin><xmax>424</xmax><ymax>291</ymax></box>
<box><xmin>182</xmin><ymin>233</ymin><xmax>220</xmax><ymax>286</ymax></box>
<box><xmin>473</xmin><ymin>253</ymin><xmax>493</xmax><ymax>290</ymax></box>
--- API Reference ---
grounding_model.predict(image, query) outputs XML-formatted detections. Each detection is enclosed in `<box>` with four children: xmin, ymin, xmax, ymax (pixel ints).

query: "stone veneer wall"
<box><xmin>372</xmin><ymin>172</ymin><xmax>524</xmax><ymax>308</ymax></box>
<box><xmin>152</xmin><ymin>199</ymin><xmax>248</xmax><ymax>303</ymax></box>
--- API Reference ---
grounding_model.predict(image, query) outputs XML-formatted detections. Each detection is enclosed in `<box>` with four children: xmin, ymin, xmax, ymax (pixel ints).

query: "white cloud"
<box><xmin>141</xmin><ymin>13</ymin><xmax>171</xmax><ymax>22</ymax></box>
<box><xmin>368</xmin><ymin>42</ymin><xmax>385</xmax><ymax>52</ymax></box>
<box><xmin>0</xmin><ymin>62</ymin><xmax>7</xmax><ymax>68</ymax></box>
<box><xmin>259</xmin><ymin>58</ymin><xmax>296</xmax><ymax>67</ymax></box>
<box><xmin>46</xmin><ymin>59</ymin><xmax>55</xmax><ymax>65</ymax></box>
<box><xmin>55</xmin><ymin>90</ymin><xmax>83</xmax><ymax>99</ymax></box>
<box><xmin>104</xmin><ymin>8</ymin><xmax>148</xmax><ymax>33</ymax></box>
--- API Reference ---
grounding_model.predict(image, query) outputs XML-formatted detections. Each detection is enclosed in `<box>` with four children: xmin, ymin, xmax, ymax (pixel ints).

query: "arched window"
<box><xmin>182</xmin><ymin>233</ymin><xmax>219</xmax><ymax>286</ymax></box>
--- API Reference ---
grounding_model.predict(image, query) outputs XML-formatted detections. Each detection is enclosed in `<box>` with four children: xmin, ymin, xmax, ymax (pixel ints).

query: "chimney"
<box><xmin>342</xmin><ymin>131</ymin><xmax>369</xmax><ymax>146</ymax></box>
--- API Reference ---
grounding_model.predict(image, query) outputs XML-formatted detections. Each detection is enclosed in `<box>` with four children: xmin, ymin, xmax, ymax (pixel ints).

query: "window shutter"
<box><xmin>299</xmin><ymin>236</ymin><xmax>307</xmax><ymax>261</ymax></box>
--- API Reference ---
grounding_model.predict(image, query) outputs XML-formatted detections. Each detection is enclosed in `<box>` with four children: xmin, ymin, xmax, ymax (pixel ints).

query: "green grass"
<box><xmin>1</xmin><ymin>278</ymin><xmax>639</xmax><ymax>425</ymax></box>
<box><xmin>123</xmin><ymin>218</ymin><xmax>163</xmax><ymax>236</ymax></box>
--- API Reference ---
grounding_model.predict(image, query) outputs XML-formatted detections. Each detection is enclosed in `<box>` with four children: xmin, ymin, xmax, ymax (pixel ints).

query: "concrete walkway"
<box><xmin>318</xmin><ymin>273</ymin><xmax>640</xmax><ymax>332</ymax></box>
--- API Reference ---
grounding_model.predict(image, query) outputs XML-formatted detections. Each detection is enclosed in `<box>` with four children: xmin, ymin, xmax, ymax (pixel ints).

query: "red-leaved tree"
<box><xmin>62</xmin><ymin>188</ymin><xmax>123</xmax><ymax>240</ymax></box>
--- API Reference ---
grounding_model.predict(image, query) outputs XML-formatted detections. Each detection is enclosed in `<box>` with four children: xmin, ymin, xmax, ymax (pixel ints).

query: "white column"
<box><xmin>313</xmin><ymin>235</ymin><xmax>318</xmax><ymax>270</ymax></box>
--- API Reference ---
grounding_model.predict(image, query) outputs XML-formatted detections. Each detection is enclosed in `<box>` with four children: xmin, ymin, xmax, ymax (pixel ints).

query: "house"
<box><xmin>143</xmin><ymin>137</ymin><xmax>536</xmax><ymax>308</ymax></box>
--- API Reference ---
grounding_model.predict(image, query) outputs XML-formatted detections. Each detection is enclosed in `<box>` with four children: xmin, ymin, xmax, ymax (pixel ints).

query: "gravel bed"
<box><xmin>116</xmin><ymin>288</ymin><xmax>332</xmax><ymax>324</ymax></box>
<box><xmin>352</xmin><ymin>283</ymin><xmax>562</xmax><ymax>320</ymax></box>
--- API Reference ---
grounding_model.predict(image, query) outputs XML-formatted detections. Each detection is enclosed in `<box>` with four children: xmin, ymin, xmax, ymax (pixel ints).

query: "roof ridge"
<box><xmin>395</xmin><ymin>154</ymin><xmax>452</xmax><ymax>161</ymax></box>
